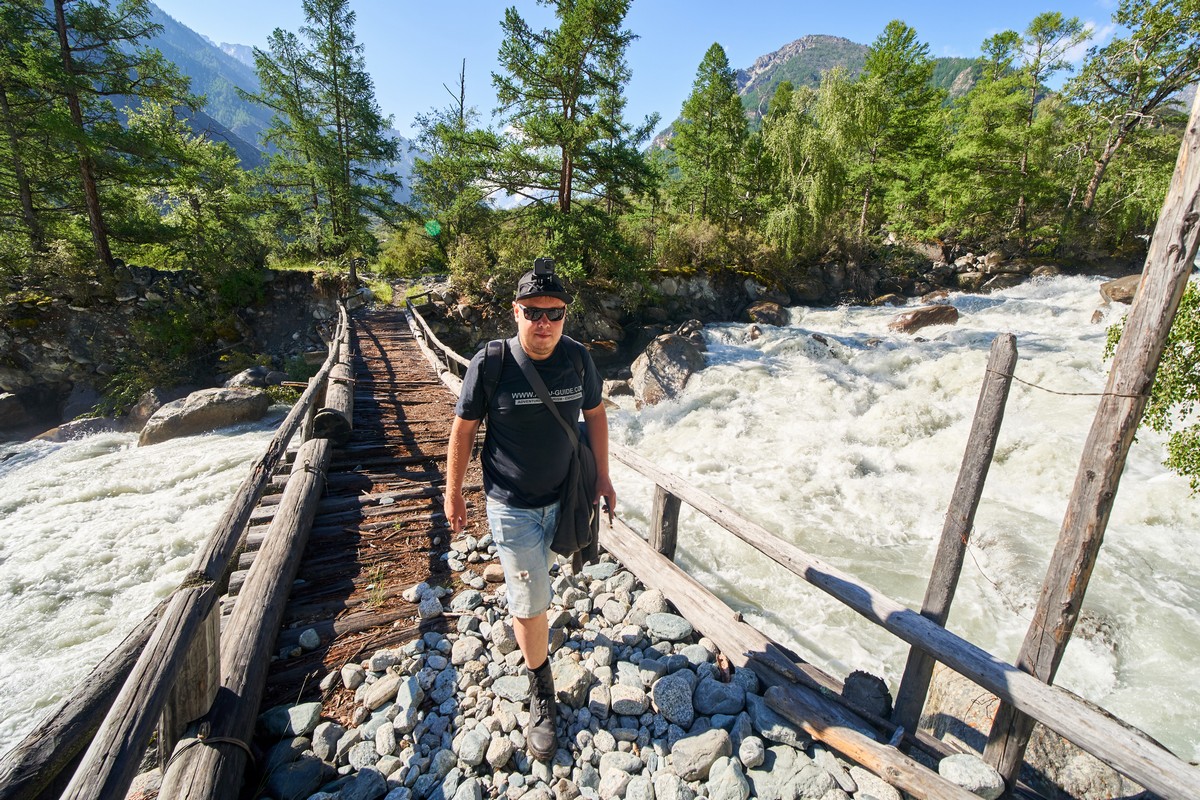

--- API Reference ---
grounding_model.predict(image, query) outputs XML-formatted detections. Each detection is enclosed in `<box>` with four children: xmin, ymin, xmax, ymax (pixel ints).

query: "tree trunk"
<box><xmin>53</xmin><ymin>0</ymin><xmax>112</xmax><ymax>269</ymax></box>
<box><xmin>1082</xmin><ymin>129</ymin><xmax>1129</xmax><ymax>213</ymax></box>
<box><xmin>0</xmin><ymin>82</ymin><xmax>44</xmax><ymax>254</ymax></box>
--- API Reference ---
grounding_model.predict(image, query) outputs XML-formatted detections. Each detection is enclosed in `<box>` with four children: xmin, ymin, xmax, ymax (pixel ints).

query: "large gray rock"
<box><xmin>1100</xmin><ymin>274</ymin><xmax>1140</xmax><ymax>304</ymax></box>
<box><xmin>746</xmin><ymin>692</ymin><xmax>810</xmax><ymax>749</ymax></box>
<box><xmin>671</xmin><ymin>728</ymin><xmax>732</xmax><ymax>781</ymax></box>
<box><xmin>264</xmin><ymin>754</ymin><xmax>326</xmax><ymax>800</ymax></box>
<box><xmin>647</xmin><ymin>612</ymin><xmax>693</xmax><ymax>642</ymax></box>
<box><xmin>138</xmin><ymin>387</ymin><xmax>270</xmax><ymax>445</ymax></box>
<box><xmin>35</xmin><ymin>416</ymin><xmax>122</xmax><ymax>441</ymax></box>
<box><xmin>887</xmin><ymin>305</ymin><xmax>960</xmax><ymax>335</ymax></box>
<box><xmin>938</xmin><ymin>754</ymin><xmax>1004</xmax><ymax>800</ymax></box>
<box><xmin>630</xmin><ymin>334</ymin><xmax>705</xmax><ymax>407</ymax></box>
<box><xmin>921</xmin><ymin>664</ymin><xmax>1144</xmax><ymax>800</ymax></box>
<box><xmin>257</xmin><ymin>702</ymin><xmax>323</xmax><ymax>738</ymax></box>
<box><xmin>694</xmin><ymin>676</ymin><xmax>746</xmax><ymax>716</ymax></box>
<box><xmin>651</xmin><ymin>671</ymin><xmax>696</xmax><ymax>728</ymax></box>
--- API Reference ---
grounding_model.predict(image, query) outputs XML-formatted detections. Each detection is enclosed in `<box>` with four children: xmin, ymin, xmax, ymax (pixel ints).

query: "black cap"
<box><xmin>515</xmin><ymin>270</ymin><xmax>573</xmax><ymax>304</ymax></box>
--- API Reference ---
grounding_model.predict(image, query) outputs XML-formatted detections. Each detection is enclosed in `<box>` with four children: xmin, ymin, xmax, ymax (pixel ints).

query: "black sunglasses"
<box><xmin>516</xmin><ymin>304</ymin><xmax>566</xmax><ymax>322</ymax></box>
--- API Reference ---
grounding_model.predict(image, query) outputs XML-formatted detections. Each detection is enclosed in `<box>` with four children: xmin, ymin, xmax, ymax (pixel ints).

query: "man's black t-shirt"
<box><xmin>456</xmin><ymin>337</ymin><xmax>602</xmax><ymax>508</ymax></box>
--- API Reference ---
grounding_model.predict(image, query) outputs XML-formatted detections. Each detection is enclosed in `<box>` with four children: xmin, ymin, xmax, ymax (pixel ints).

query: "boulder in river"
<box><xmin>630</xmin><ymin>334</ymin><xmax>705</xmax><ymax>408</ymax></box>
<box><xmin>746</xmin><ymin>301</ymin><xmax>789</xmax><ymax>327</ymax></box>
<box><xmin>888</xmin><ymin>305</ymin><xmax>959</xmax><ymax>335</ymax></box>
<box><xmin>138</xmin><ymin>387</ymin><xmax>271</xmax><ymax>446</ymax></box>
<box><xmin>1100</xmin><ymin>274</ymin><xmax>1140</xmax><ymax>305</ymax></box>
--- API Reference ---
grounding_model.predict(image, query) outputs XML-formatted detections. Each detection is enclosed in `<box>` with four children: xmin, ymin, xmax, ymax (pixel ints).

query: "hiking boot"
<box><xmin>526</xmin><ymin>660</ymin><xmax>558</xmax><ymax>761</ymax></box>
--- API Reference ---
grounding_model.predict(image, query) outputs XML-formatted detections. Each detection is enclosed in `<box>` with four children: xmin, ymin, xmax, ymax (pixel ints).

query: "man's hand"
<box><xmin>444</xmin><ymin>489</ymin><xmax>467</xmax><ymax>533</ymax></box>
<box><xmin>594</xmin><ymin>474</ymin><xmax>616</xmax><ymax>521</ymax></box>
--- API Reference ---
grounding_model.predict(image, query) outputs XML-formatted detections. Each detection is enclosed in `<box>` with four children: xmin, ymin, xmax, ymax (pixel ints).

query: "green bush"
<box><xmin>377</xmin><ymin>225</ymin><xmax>444</xmax><ymax>278</ymax></box>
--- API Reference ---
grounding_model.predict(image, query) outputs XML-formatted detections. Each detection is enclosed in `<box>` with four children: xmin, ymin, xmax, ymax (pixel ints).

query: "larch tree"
<box><xmin>48</xmin><ymin>0</ymin><xmax>191</xmax><ymax>271</ymax></box>
<box><xmin>849</xmin><ymin>20</ymin><xmax>942</xmax><ymax>240</ymax></box>
<box><xmin>490</xmin><ymin>0</ymin><xmax>653</xmax><ymax>274</ymax></box>
<box><xmin>411</xmin><ymin>60</ymin><xmax>494</xmax><ymax>259</ymax></box>
<box><xmin>0</xmin><ymin>0</ymin><xmax>57</xmax><ymax>258</ymax></box>
<box><xmin>672</xmin><ymin>42</ymin><xmax>747</xmax><ymax>224</ymax></box>
<box><xmin>250</xmin><ymin>0</ymin><xmax>401</xmax><ymax>272</ymax></box>
<box><xmin>1011</xmin><ymin>12</ymin><xmax>1089</xmax><ymax>242</ymax></box>
<box><xmin>1070</xmin><ymin>0</ymin><xmax>1200</xmax><ymax>213</ymax></box>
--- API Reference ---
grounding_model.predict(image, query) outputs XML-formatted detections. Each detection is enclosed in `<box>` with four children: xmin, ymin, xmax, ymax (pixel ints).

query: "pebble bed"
<box><xmin>194</xmin><ymin>534</ymin><xmax>1003</xmax><ymax>800</ymax></box>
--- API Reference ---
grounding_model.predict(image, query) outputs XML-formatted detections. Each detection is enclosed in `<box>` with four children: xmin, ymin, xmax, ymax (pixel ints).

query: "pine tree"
<box><xmin>250</xmin><ymin>0</ymin><xmax>401</xmax><ymax>270</ymax></box>
<box><xmin>489</xmin><ymin>0</ymin><xmax>654</xmax><ymax>274</ymax></box>
<box><xmin>672</xmin><ymin>43</ymin><xmax>747</xmax><ymax>224</ymax></box>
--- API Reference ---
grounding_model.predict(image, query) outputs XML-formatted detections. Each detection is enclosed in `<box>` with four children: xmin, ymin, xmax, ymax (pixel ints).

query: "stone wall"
<box><xmin>0</xmin><ymin>267</ymin><xmax>336</xmax><ymax>431</ymax></box>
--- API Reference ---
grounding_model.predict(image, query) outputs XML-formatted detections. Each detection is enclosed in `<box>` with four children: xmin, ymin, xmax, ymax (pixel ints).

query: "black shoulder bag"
<box><xmin>509</xmin><ymin>339</ymin><xmax>598</xmax><ymax>558</ymax></box>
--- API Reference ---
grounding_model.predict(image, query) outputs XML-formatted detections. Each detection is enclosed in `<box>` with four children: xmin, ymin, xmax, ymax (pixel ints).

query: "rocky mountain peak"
<box><xmin>735</xmin><ymin>34</ymin><xmax>861</xmax><ymax>96</ymax></box>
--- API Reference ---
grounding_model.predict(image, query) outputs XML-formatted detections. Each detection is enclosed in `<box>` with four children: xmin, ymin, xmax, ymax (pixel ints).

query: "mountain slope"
<box><xmin>144</xmin><ymin>3</ymin><xmax>413</xmax><ymax>201</ymax></box>
<box><xmin>147</xmin><ymin>3</ymin><xmax>272</xmax><ymax>149</ymax></box>
<box><xmin>736</xmin><ymin>35</ymin><xmax>868</xmax><ymax>116</ymax></box>
<box><xmin>653</xmin><ymin>34</ymin><xmax>977</xmax><ymax>148</ymax></box>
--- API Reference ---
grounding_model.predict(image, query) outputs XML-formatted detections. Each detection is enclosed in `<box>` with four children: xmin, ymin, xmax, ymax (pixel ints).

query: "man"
<box><xmin>443</xmin><ymin>263</ymin><xmax>616</xmax><ymax>761</ymax></box>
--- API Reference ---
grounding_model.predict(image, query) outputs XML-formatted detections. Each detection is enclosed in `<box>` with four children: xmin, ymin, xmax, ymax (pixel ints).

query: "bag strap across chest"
<box><xmin>508</xmin><ymin>338</ymin><xmax>581</xmax><ymax>449</ymax></box>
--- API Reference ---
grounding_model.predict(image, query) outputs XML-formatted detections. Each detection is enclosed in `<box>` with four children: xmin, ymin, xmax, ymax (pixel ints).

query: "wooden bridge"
<box><xmin>0</xmin><ymin>288</ymin><xmax>1199</xmax><ymax>798</ymax></box>
<box><xmin>3</xmin><ymin>95</ymin><xmax>1200</xmax><ymax>800</ymax></box>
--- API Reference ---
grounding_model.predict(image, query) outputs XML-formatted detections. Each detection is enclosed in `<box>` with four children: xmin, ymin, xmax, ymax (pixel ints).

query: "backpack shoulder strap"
<box><xmin>561</xmin><ymin>335</ymin><xmax>585</xmax><ymax>379</ymax></box>
<box><xmin>481</xmin><ymin>338</ymin><xmax>507</xmax><ymax>410</ymax></box>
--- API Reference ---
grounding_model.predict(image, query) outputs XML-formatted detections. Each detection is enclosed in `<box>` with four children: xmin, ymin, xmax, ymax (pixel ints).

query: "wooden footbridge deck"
<box><xmin>240</xmin><ymin>307</ymin><xmax>477</xmax><ymax>717</ymax></box>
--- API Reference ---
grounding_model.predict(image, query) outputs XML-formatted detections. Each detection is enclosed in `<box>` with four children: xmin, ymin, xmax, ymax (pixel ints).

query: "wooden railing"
<box><xmin>404</xmin><ymin>296</ymin><xmax>1200</xmax><ymax>798</ymax></box>
<box><xmin>0</xmin><ymin>304</ymin><xmax>351</xmax><ymax>800</ymax></box>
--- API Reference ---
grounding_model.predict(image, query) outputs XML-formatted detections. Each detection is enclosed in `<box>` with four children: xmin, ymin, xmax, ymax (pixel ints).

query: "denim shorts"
<box><xmin>486</xmin><ymin>497</ymin><xmax>559</xmax><ymax>618</ymax></box>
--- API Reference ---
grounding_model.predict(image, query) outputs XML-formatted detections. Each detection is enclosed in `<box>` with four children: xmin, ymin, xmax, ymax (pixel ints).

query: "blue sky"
<box><xmin>152</xmin><ymin>0</ymin><xmax>1120</xmax><ymax>138</ymax></box>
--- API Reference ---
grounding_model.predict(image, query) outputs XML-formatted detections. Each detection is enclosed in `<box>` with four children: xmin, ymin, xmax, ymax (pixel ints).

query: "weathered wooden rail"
<box><xmin>405</xmin><ymin>219</ymin><xmax>1200</xmax><ymax>800</ymax></box>
<box><xmin>0</xmin><ymin>305</ymin><xmax>350</xmax><ymax>800</ymax></box>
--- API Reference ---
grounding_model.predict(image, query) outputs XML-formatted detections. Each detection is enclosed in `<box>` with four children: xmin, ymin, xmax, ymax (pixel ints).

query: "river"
<box><xmin>0</xmin><ymin>274</ymin><xmax>1196</xmax><ymax>763</ymax></box>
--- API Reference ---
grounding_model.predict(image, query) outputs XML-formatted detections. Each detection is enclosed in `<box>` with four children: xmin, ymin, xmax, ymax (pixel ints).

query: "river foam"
<box><xmin>610</xmin><ymin>275</ymin><xmax>1200</xmax><ymax>761</ymax></box>
<box><xmin>0</xmin><ymin>419</ymin><xmax>279</xmax><ymax>754</ymax></box>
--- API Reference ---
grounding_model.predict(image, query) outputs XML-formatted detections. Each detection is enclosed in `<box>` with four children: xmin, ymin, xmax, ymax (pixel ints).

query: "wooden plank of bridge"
<box><xmin>984</xmin><ymin>89</ymin><xmax>1200</xmax><ymax>788</ymax></box>
<box><xmin>159</xmin><ymin>437</ymin><xmax>333</xmax><ymax>798</ymax></box>
<box><xmin>232</xmin><ymin>308</ymin><xmax>479</xmax><ymax>754</ymax></box>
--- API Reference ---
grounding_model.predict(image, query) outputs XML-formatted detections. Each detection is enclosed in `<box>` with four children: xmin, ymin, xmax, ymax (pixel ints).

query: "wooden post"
<box><xmin>892</xmin><ymin>334</ymin><xmax>1017</xmax><ymax>733</ymax></box>
<box><xmin>158</xmin><ymin>606</ymin><xmax>220</xmax><ymax>769</ymax></box>
<box><xmin>649</xmin><ymin>485</ymin><xmax>682</xmax><ymax>560</ymax></box>
<box><xmin>610</xmin><ymin>444</ymin><xmax>1200</xmax><ymax>797</ymax></box>
<box><xmin>313</xmin><ymin>359</ymin><xmax>354</xmax><ymax>446</ymax></box>
<box><xmin>159</xmin><ymin>438</ymin><xmax>333</xmax><ymax>799</ymax></box>
<box><xmin>300</xmin><ymin>376</ymin><xmax>321</xmax><ymax>442</ymax></box>
<box><xmin>984</xmin><ymin>91</ymin><xmax>1200</xmax><ymax>785</ymax></box>
<box><xmin>59</xmin><ymin>586</ymin><xmax>215</xmax><ymax>800</ymax></box>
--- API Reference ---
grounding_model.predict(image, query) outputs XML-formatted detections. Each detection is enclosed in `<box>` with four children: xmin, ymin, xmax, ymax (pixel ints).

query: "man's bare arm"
<box><xmin>582</xmin><ymin>404</ymin><xmax>616</xmax><ymax>518</ymax></box>
<box><xmin>444</xmin><ymin>416</ymin><xmax>481</xmax><ymax>533</ymax></box>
